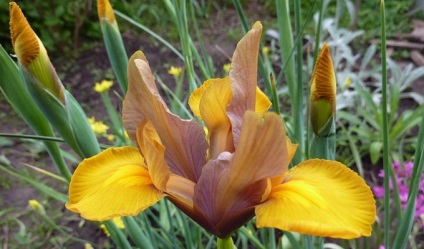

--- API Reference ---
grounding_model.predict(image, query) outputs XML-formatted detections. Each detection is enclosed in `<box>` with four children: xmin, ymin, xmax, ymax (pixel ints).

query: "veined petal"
<box><xmin>66</xmin><ymin>147</ymin><xmax>164</xmax><ymax>221</ymax></box>
<box><xmin>256</xmin><ymin>159</ymin><xmax>376</xmax><ymax>239</ymax></box>
<box><xmin>193</xmin><ymin>111</ymin><xmax>289</xmax><ymax>237</ymax></box>
<box><xmin>124</xmin><ymin>51</ymin><xmax>208</xmax><ymax>181</ymax></box>
<box><xmin>227</xmin><ymin>22</ymin><xmax>262</xmax><ymax>145</ymax></box>
<box><xmin>255</xmin><ymin>86</ymin><xmax>272</xmax><ymax>115</ymax></box>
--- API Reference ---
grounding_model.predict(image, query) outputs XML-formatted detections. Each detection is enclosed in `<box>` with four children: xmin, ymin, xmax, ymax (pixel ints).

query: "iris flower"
<box><xmin>67</xmin><ymin>22</ymin><xmax>375</xmax><ymax>239</ymax></box>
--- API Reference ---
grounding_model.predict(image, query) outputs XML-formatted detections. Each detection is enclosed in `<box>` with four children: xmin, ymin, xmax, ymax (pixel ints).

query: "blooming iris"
<box><xmin>67</xmin><ymin>22</ymin><xmax>375</xmax><ymax>239</ymax></box>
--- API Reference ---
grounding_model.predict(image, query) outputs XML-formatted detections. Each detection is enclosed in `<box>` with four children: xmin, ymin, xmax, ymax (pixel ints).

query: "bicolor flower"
<box><xmin>67</xmin><ymin>22</ymin><xmax>375</xmax><ymax>239</ymax></box>
<box><xmin>310</xmin><ymin>43</ymin><xmax>336</xmax><ymax>136</ymax></box>
<box><xmin>9</xmin><ymin>2</ymin><xmax>65</xmax><ymax>103</ymax></box>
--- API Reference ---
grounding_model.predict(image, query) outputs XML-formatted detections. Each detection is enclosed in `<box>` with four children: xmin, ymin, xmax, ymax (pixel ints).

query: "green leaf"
<box><xmin>0</xmin><ymin>45</ymin><xmax>71</xmax><ymax>181</ymax></box>
<box><xmin>370</xmin><ymin>141</ymin><xmax>383</xmax><ymax>164</ymax></box>
<box><xmin>66</xmin><ymin>92</ymin><xmax>101</xmax><ymax>158</ymax></box>
<box><xmin>0</xmin><ymin>165</ymin><xmax>68</xmax><ymax>203</ymax></box>
<box><xmin>100</xmin><ymin>21</ymin><xmax>128</xmax><ymax>94</ymax></box>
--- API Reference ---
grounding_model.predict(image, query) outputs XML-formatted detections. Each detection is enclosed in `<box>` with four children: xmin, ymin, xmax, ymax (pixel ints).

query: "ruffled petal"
<box><xmin>66</xmin><ymin>147</ymin><xmax>164</xmax><ymax>221</ymax></box>
<box><xmin>255</xmin><ymin>159</ymin><xmax>376</xmax><ymax>239</ymax></box>
<box><xmin>124</xmin><ymin>51</ymin><xmax>208</xmax><ymax>181</ymax></box>
<box><xmin>227</xmin><ymin>22</ymin><xmax>262</xmax><ymax>145</ymax></box>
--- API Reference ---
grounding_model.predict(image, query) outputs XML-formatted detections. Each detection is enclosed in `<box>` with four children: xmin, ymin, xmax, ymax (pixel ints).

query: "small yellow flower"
<box><xmin>168</xmin><ymin>66</ymin><xmax>182</xmax><ymax>77</ymax></box>
<box><xmin>28</xmin><ymin>199</ymin><xmax>45</xmax><ymax>215</ymax></box>
<box><xmin>99</xmin><ymin>217</ymin><xmax>125</xmax><ymax>237</ymax></box>
<box><xmin>112</xmin><ymin>217</ymin><xmax>125</xmax><ymax>229</ymax></box>
<box><xmin>222</xmin><ymin>63</ymin><xmax>231</xmax><ymax>74</ymax></box>
<box><xmin>88</xmin><ymin>117</ymin><xmax>109</xmax><ymax>135</ymax></box>
<box><xmin>84</xmin><ymin>243</ymin><xmax>94</xmax><ymax>249</ymax></box>
<box><xmin>343</xmin><ymin>77</ymin><xmax>352</xmax><ymax>90</ymax></box>
<box><xmin>99</xmin><ymin>224</ymin><xmax>110</xmax><ymax>237</ymax></box>
<box><xmin>94</xmin><ymin>80</ymin><xmax>113</xmax><ymax>93</ymax></box>
<box><xmin>262</xmin><ymin>46</ymin><xmax>270</xmax><ymax>55</ymax></box>
<box><xmin>107</xmin><ymin>134</ymin><xmax>115</xmax><ymax>142</ymax></box>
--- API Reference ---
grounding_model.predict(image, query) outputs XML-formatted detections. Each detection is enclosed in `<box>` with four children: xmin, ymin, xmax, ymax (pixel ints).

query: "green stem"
<box><xmin>277</xmin><ymin>0</ymin><xmax>303</xmax><ymax>164</ymax></box>
<box><xmin>217</xmin><ymin>237</ymin><xmax>235</xmax><ymax>249</ymax></box>
<box><xmin>313</xmin><ymin>0</ymin><xmax>325</xmax><ymax>66</ymax></box>
<box><xmin>114</xmin><ymin>10</ymin><xmax>184</xmax><ymax>60</ymax></box>
<box><xmin>99</xmin><ymin>92</ymin><xmax>125</xmax><ymax>142</ymax></box>
<box><xmin>380</xmin><ymin>1</ymin><xmax>390</xmax><ymax>248</ymax></box>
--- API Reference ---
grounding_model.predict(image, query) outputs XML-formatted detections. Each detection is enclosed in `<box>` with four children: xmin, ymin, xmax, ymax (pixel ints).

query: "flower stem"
<box><xmin>217</xmin><ymin>237</ymin><xmax>235</xmax><ymax>249</ymax></box>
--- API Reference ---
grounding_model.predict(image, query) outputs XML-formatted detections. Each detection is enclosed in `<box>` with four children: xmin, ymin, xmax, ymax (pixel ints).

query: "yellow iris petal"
<box><xmin>137</xmin><ymin>120</ymin><xmax>170</xmax><ymax>191</ymax></box>
<box><xmin>255</xmin><ymin>159</ymin><xmax>375</xmax><ymax>239</ymax></box>
<box><xmin>199</xmin><ymin>77</ymin><xmax>234</xmax><ymax>158</ymax></box>
<box><xmin>255</xmin><ymin>87</ymin><xmax>271</xmax><ymax>115</ymax></box>
<box><xmin>188</xmin><ymin>78</ymin><xmax>224</xmax><ymax>121</ymax></box>
<box><xmin>66</xmin><ymin>147</ymin><xmax>164</xmax><ymax>221</ymax></box>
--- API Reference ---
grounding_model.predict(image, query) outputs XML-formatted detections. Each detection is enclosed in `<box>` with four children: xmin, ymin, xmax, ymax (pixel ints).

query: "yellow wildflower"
<box><xmin>262</xmin><ymin>46</ymin><xmax>270</xmax><ymax>55</ymax></box>
<box><xmin>88</xmin><ymin>117</ymin><xmax>109</xmax><ymax>135</ymax></box>
<box><xmin>107</xmin><ymin>134</ymin><xmax>115</xmax><ymax>142</ymax></box>
<box><xmin>112</xmin><ymin>217</ymin><xmax>125</xmax><ymax>229</ymax></box>
<box><xmin>28</xmin><ymin>199</ymin><xmax>45</xmax><ymax>215</ymax></box>
<box><xmin>99</xmin><ymin>217</ymin><xmax>125</xmax><ymax>237</ymax></box>
<box><xmin>94</xmin><ymin>80</ymin><xmax>113</xmax><ymax>93</ymax></box>
<box><xmin>84</xmin><ymin>243</ymin><xmax>94</xmax><ymax>249</ymax></box>
<box><xmin>168</xmin><ymin>66</ymin><xmax>183</xmax><ymax>77</ymax></box>
<box><xmin>222</xmin><ymin>63</ymin><xmax>231</xmax><ymax>74</ymax></box>
<box><xmin>343</xmin><ymin>76</ymin><xmax>352</xmax><ymax>90</ymax></box>
<box><xmin>99</xmin><ymin>224</ymin><xmax>110</xmax><ymax>237</ymax></box>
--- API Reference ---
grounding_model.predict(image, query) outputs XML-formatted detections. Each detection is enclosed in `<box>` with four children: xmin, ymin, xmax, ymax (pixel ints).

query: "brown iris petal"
<box><xmin>227</xmin><ymin>22</ymin><xmax>262</xmax><ymax>145</ymax></box>
<box><xmin>124</xmin><ymin>52</ymin><xmax>208</xmax><ymax>182</ymax></box>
